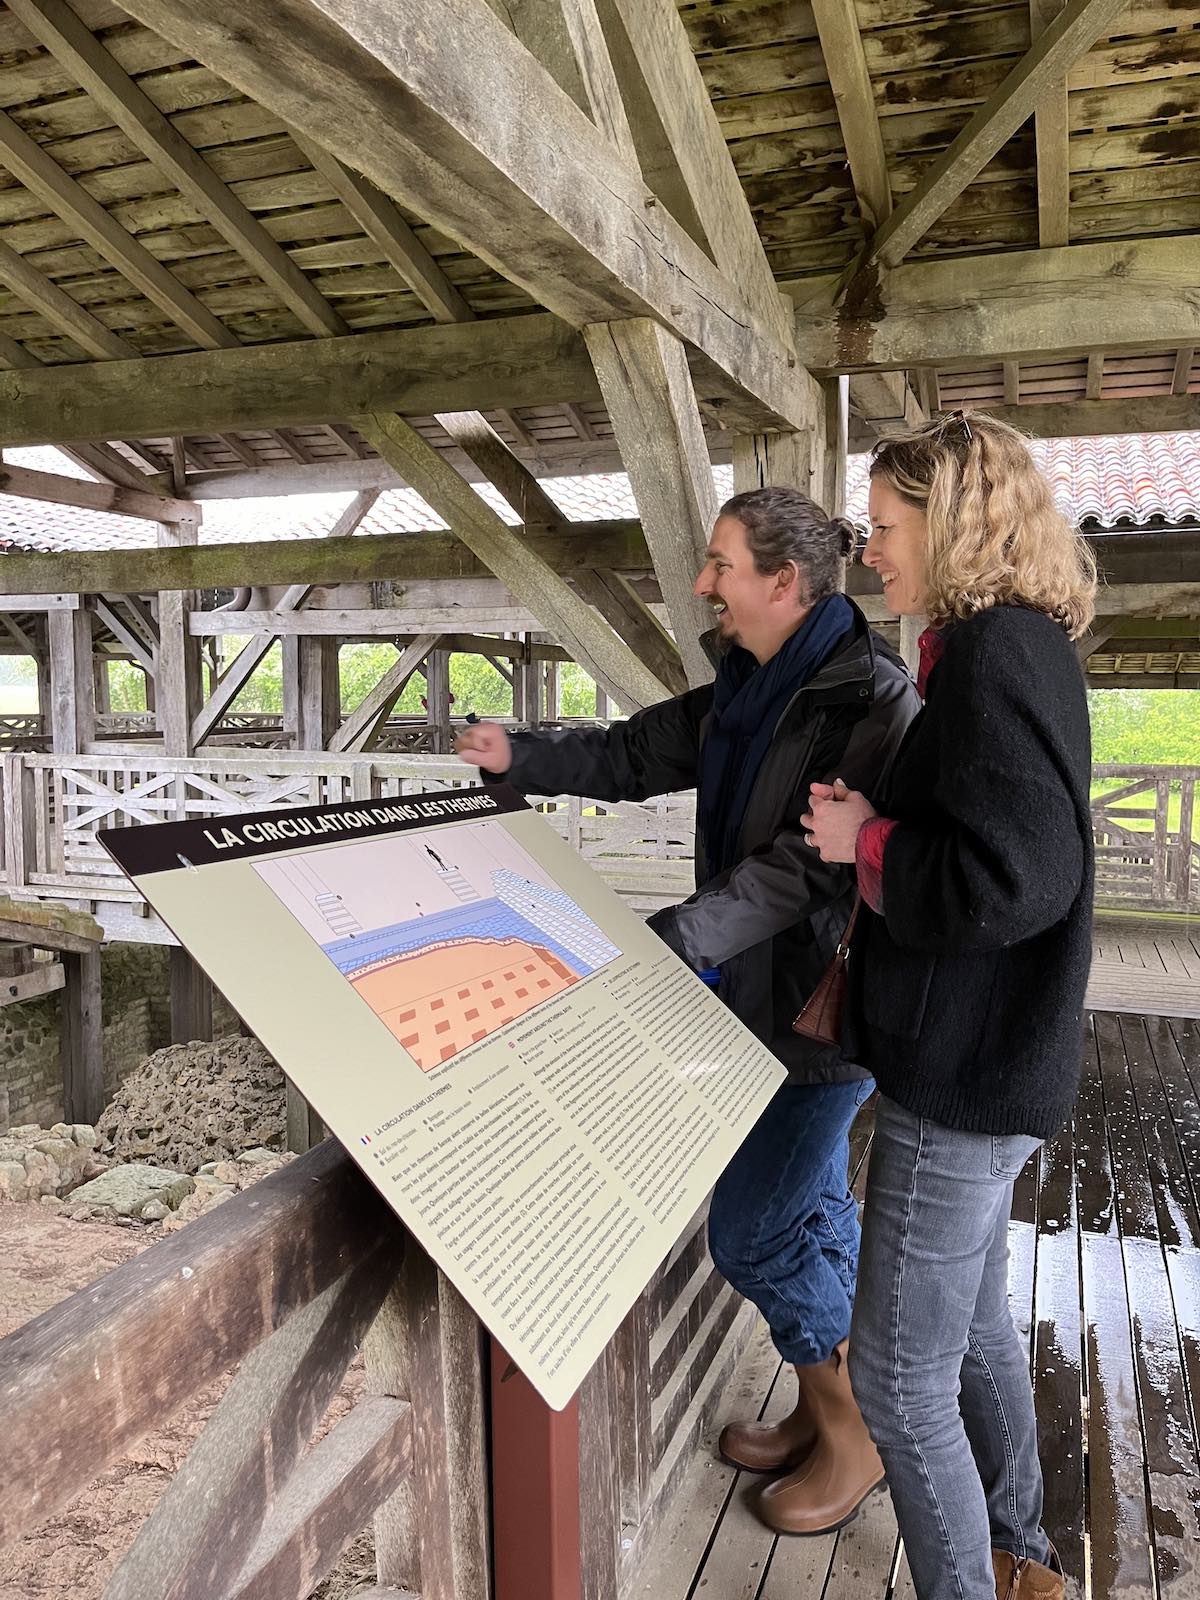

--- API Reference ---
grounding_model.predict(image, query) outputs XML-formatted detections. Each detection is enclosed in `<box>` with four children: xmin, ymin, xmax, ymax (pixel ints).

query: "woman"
<box><xmin>802</xmin><ymin>413</ymin><xmax>1095</xmax><ymax>1600</ymax></box>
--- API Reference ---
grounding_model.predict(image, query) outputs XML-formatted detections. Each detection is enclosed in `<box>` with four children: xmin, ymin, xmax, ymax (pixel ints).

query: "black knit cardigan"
<box><xmin>842</xmin><ymin>604</ymin><xmax>1094</xmax><ymax>1139</ymax></box>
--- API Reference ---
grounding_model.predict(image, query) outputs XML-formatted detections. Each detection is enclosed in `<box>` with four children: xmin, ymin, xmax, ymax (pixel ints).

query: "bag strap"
<box><xmin>835</xmin><ymin>892</ymin><xmax>862</xmax><ymax>960</ymax></box>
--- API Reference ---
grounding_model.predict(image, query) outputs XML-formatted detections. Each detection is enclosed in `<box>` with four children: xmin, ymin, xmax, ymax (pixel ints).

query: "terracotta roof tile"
<box><xmin>1</xmin><ymin>434</ymin><xmax>1197</xmax><ymax>559</ymax></box>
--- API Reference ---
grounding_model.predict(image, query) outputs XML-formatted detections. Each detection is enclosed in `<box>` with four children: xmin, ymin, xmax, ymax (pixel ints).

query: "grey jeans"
<box><xmin>849</xmin><ymin>1096</ymin><xmax>1049</xmax><ymax>1600</ymax></box>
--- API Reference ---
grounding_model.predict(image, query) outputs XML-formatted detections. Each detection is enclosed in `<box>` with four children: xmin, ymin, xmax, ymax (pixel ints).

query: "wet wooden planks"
<box><xmin>629</xmin><ymin>1010</ymin><xmax>1200</xmax><ymax>1600</ymax></box>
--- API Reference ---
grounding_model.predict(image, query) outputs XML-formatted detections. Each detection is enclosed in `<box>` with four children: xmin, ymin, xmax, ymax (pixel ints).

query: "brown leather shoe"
<box><xmin>718</xmin><ymin>1367</ymin><xmax>817</xmax><ymax>1473</ymax></box>
<box><xmin>993</xmin><ymin>1545</ymin><xmax>1065</xmax><ymax>1599</ymax></box>
<box><xmin>756</xmin><ymin>1340</ymin><xmax>885</xmax><ymax>1535</ymax></box>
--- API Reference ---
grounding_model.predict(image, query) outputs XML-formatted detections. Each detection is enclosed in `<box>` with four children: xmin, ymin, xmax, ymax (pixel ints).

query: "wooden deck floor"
<box><xmin>1088</xmin><ymin>919</ymin><xmax>1200</xmax><ymax>1018</ymax></box>
<box><xmin>630</xmin><ymin>1010</ymin><xmax>1200</xmax><ymax>1600</ymax></box>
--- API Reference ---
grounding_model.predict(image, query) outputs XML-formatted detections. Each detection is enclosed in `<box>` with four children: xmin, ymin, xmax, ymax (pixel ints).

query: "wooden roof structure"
<box><xmin>0</xmin><ymin>0</ymin><xmax>1192</xmax><ymax>481</ymax></box>
<box><xmin>0</xmin><ymin>0</ymin><xmax>1195</xmax><ymax>720</ymax></box>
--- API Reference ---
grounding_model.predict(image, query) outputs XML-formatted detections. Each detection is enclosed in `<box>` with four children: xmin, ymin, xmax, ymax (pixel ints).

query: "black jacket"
<box><xmin>843</xmin><ymin>605</ymin><xmax>1094</xmax><ymax>1138</ymax></box>
<box><xmin>499</xmin><ymin>603</ymin><xmax>920</xmax><ymax>1082</ymax></box>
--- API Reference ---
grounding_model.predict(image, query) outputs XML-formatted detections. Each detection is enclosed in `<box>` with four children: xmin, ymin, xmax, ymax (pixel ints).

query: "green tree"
<box><xmin>1088</xmin><ymin>690</ymin><xmax>1200</xmax><ymax>765</ymax></box>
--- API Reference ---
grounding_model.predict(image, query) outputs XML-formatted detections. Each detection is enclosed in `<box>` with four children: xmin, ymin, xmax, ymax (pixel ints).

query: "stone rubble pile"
<box><xmin>97</xmin><ymin>1035</ymin><xmax>286</xmax><ymax>1171</ymax></box>
<box><xmin>0</xmin><ymin>1121</ymin><xmax>103</xmax><ymax>1202</ymax></box>
<box><xmin>159</xmin><ymin>1147</ymin><xmax>293</xmax><ymax>1232</ymax></box>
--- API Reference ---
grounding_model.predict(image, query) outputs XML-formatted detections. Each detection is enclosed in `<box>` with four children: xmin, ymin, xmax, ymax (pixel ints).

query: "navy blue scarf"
<box><xmin>698</xmin><ymin>594</ymin><xmax>854</xmax><ymax>875</ymax></box>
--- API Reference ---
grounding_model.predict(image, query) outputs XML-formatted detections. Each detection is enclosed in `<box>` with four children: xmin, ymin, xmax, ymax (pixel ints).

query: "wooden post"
<box><xmin>822</xmin><ymin>375</ymin><xmax>850</xmax><ymax>516</ymax></box>
<box><xmin>731</xmin><ymin>429</ymin><xmax>819</xmax><ymax>499</ymax></box>
<box><xmin>169</xmin><ymin>944</ymin><xmax>213</xmax><ymax>1044</ymax></box>
<box><xmin>282</xmin><ymin>636</ymin><xmax>302</xmax><ymax>746</ymax></box>
<box><xmin>61</xmin><ymin>947</ymin><xmax>102</xmax><ymax>1124</ymax></box>
<box><xmin>584</xmin><ymin>319</ymin><xmax>715</xmax><ymax>687</ymax></box>
<box><xmin>299</xmin><ymin>635</ymin><xmax>340</xmax><ymax>749</ymax></box>
<box><xmin>514</xmin><ymin>636</ymin><xmax>539</xmax><ymax>727</ymax></box>
<box><xmin>47</xmin><ymin>604</ymin><xmax>96</xmax><ymax>753</ymax></box>
<box><xmin>594</xmin><ymin>684</ymin><xmax>609</xmax><ymax>719</ymax></box>
<box><xmin>542</xmin><ymin>648</ymin><xmax>559</xmax><ymax>723</ymax></box>
<box><xmin>365</xmin><ymin>1239</ymin><xmax>490</xmax><ymax>1600</ymax></box>
<box><xmin>285</xmin><ymin>1078</ymin><xmax>324</xmax><ymax>1153</ymax></box>
<box><xmin>424</xmin><ymin>647</ymin><xmax>451</xmax><ymax>751</ymax></box>
<box><xmin>155</xmin><ymin>519</ymin><xmax>202</xmax><ymax>755</ymax></box>
<box><xmin>92</xmin><ymin>652</ymin><xmax>111</xmax><ymax>715</ymax></box>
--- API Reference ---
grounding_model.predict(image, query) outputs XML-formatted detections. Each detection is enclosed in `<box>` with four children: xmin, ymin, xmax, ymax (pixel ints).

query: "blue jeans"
<box><xmin>708</xmin><ymin>1077</ymin><xmax>874</xmax><ymax>1366</ymax></box>
<box><xmin>849</xmin><ymin>1096</ymin><xmax>1048</xmax><ymax>1600</ymax></box>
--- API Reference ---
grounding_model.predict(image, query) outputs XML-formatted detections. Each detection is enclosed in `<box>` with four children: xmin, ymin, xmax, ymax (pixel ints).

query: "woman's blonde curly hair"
<box><xmin>869</xmin><ymin>411</ymin><xmax>1097</xmax><ymax>639</ymax></box>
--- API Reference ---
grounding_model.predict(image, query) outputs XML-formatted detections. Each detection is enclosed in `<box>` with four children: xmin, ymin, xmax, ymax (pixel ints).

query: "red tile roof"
<box><xmin>1</xmin><ymin>434</ymin><xmax>1198</xmax><ymax>557</ymax></box>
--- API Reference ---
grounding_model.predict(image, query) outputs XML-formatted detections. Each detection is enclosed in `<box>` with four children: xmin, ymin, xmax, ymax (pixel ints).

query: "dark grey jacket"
<box><xmin>500</xmin><ymin>602</ymin><xmax>920</xmax><ymax>1083</ymax></box>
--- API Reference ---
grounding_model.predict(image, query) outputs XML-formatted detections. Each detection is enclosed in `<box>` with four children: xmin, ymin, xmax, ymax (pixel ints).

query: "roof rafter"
<box><xmin>0</xmin><ymin>236</ymin><xmax>135</xmax><ymax>362</ymax></box>
<box><xmin>5</xmin><ymin>0</ymin><xmax>349</xmax><ymax>342</ymax></box>
<box><xmin>115</xmin><ymin>0</ymin><xmax>816</xmax><ymax>432</ymax></box>
<box><xmin>810</xmin><ymin>0</ymin><xmax>891</xmax><ymax>231</ymax></box>
<box><xmin>0</xmin><ymin>106</ymin><xmax>238</xmax><ymax>351</ymax></box>
<box><xmin>845</xmin><ymin>0</ymin><xmax>1128</xmax><ymax>277</ymax></box>
<box><xmin>1030</xmin><ymin>0</ymin><xmax>1070</xmax><ymax>248</ymax></box>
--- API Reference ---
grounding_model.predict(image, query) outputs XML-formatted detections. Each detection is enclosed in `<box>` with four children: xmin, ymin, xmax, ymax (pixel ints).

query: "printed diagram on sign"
<box><xmin>253</xmin><ymin>819</ymin><xmax>621</xmax><ymax>1070</ymax></box>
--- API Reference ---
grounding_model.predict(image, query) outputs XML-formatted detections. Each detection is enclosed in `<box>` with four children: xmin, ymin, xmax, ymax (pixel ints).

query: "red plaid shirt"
<box><xmin>855</xmin><ymin>627</ymin><xmax>944</xmax><ymax>912</ymax></box>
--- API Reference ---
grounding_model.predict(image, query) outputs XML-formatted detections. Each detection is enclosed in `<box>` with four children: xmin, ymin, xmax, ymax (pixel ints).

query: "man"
<box><xmin>456</xmin><ymin>485</ymin><xmax>919</xmax><ymax>1535</ymax></box>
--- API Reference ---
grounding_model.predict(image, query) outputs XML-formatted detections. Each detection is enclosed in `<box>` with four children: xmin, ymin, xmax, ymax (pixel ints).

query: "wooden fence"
<box><xmin>0</xmin><ymin>754</ymin><xmax>1192</xmax><ymax>926</ymax></box>
<box><xmin>1091</xmin><ymin>764</ymin><xmax>1200</xmax><ymax>911</ymax></box>
<box><xmin>0</xmin><ymin>750</ymin><xmax>696</xmax><ymax>917</ymax></box>
<box><xmin>0</xmin><ymin>1134</ymin><xmax>752</xmax><ymax>1600</ymax></box>
<box><xmin>0</xmin><ymin>1141</ymin><xmax>491</xmax><ymax>1600</ymax></box>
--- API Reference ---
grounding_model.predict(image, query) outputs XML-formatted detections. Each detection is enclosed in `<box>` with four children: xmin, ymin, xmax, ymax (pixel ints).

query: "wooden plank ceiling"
<box><xmin>0</xmin><ymin>0</ymin><xmax>1194</xmax><ymax>484</ymax></box>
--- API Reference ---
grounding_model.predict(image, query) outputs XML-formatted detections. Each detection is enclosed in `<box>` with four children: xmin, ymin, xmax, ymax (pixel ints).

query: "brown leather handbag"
<box><xmin>792</xmin><ymin>895</ymin><xmax>861</xmax><ymax>1046</ymax></box>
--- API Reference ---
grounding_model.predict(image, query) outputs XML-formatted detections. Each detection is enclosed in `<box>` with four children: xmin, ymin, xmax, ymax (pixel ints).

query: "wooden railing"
<box><xmin>0</xmin><ymin>1141</ymin><xmax>490</xmax><ymax>1600</ymax></box>
<box><xmin>0</xmin><ymin>753</ymin><xmax>1192</xmax><ymax>920</ymax></box>
<box><xmin>0</xmin><ymin>1134</ymin><xmax>755</xmax><ymax>1600</ymax></box>
<box><xmin>1091</xmin><ymin>764</ymin><xmax>1200</xmax><ymax>911</ymax></box>
<box><xmin>0</xmin><ymin>750</ymin><xmax>695</xmax><ymax>914</ymax></box>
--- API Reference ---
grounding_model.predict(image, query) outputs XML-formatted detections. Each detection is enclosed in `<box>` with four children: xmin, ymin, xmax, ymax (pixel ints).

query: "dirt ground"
<box><xmin>0</xmin><ymin>1201</ymin><xmax>376</xmax><ymax>1600</ymax></box>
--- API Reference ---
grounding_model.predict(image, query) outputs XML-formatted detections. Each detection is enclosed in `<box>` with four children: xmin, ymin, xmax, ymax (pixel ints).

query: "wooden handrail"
<box><xmin>0</xmin><ymin>1140</ymin><xmax>395</xmax><ymax>1548</ymax></box>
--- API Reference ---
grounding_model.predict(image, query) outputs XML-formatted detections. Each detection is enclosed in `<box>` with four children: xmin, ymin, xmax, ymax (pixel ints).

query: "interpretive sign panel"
<box><xmin>100</xmin><ymin>785</ymin><xmax>785</xmax><ymax>1408</ymax></box>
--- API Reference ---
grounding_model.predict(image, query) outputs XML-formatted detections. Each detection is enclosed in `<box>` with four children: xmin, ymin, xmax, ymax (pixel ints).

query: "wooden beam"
<box><xmin>0</xmin><ymin>521</ymin><xmax>650</xmax><ymax>596</ymax></box>
<box><xmin>6</xmin><ymin>0</ymin><xmax>348</xmax><ymax>341</ymax></box>
<box><xmin>0</xmin><ymin>461</ymin><xmax>198</xmax><ymax>524</ymax></box>
<box><xmin>844</xmin><ymin>0</ymin><xmax>1128</xmax><ymax>273</ymax></box>
<box><xmin>847</xmin><ymin>371</ymin><xmax>926</xmax><ymax>432</ymax></box>
<box><xmin>1003</xmin><ymin>360</ymin><xmax>1021</xmax><ymax>406</ymax></box>
<box><xmin>790</xmin><ymin>238</ymin><xmax>1200</xmax><ymax>371</ymax></box>
<box><xmin>0</xmin><ymin>317</ymin><xmax>604</xmax><ymax>447</ymax></box>
<box><xmin>62</xmin><ymin>442</ymin><xmax>153</xmax><ymax>492</ymax></box>
<box><xmin>115</xmin><ymin>0</ymin><xmax>817</xmax><ymax>432</ymax></box>
<box><xmin>61</xmin><ymin>949</ymin><xmax>102</xmax><ymax>1125</ymax></box>
<box><xmin>329</xmin><ymin>633</ymin><xmax>439</xmax><ymax>753</ymax></box>
<box><xmin>357</xmin><ymin>411</ymin><xmax>673</xmax><ymax>709</ymax></box>
<box><xmin>155</xmin><ymin>521</ymin><xmax>202</xmax><ymax>756</ymax></box>
<box><xmin>0</xmin><ymin>106</ymin><xmax>238</xmax><ymax>352</ymax></box>
<box><xmin>822</xmin><ymin>376</ymin><xmax>850</xmax><ymax>518</ymax></box>
<box><xmin>434</xmin><ymin>406</ymin><xmax>684</xmax><ymax>697</ymax></box>
<box><xmin>93</xmin><ymin>597</ymin><xmax>155</xmax><ymax>674</ymax></box>
<box><xmin>811</xmin><ymin>0</ymin><xmax>891</xmax><ymax>230</ymax></box>
<box><xmin>1172</xmin><ymin>348</ymin><xmax>1195</xmax><ymax>397</ymax></box>
<box><xmin>969</xmin><ymin>394</ymin><xmax>1200</xmax><ymax>439</ymax></box>
<box><xmin>570</xmin><ymin>568</ymin><xmax>686</xmax><ymax>699</ymax></box>
<box><xmin>506</xmin><ymin>0</ymin><xmax>640</xmax><ymax>172</ymax></box>
<box><xmin>601</xmin><ymin>0</ymin><xmax>792</xmax><ymax>346</ymax></box>
<box><xmin>1086</xmin><ymin>352</ymin><xmax>1105</xmax><ymax>401</ymax></box>
<box><xmin>0</xmin><ymin>237</ymin><xmax>136</xmax><ymax>362</ymax></box>
<box><xmin>287</xmin><ymin>131</ymin><xmax>473</xmax><ymax>325</ymax></box>
<box><xmin>1030</xmin><ymin>0</ymin><xmax>1070</xmax><ymax>248</ymax></box>
<box><xmin>585</xmin><ymin>319</ymin><xmax>720</xmax><ymax>686</ymax></box>
<box><xmin>47</xmin><ymin>606</ymin><xmax>95</xmax><ymax>754</ymax></box>
<box><xmin>193</xmin><ymin>490</ymin><xmax>377</xmax><ymax>745</ymax></box>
